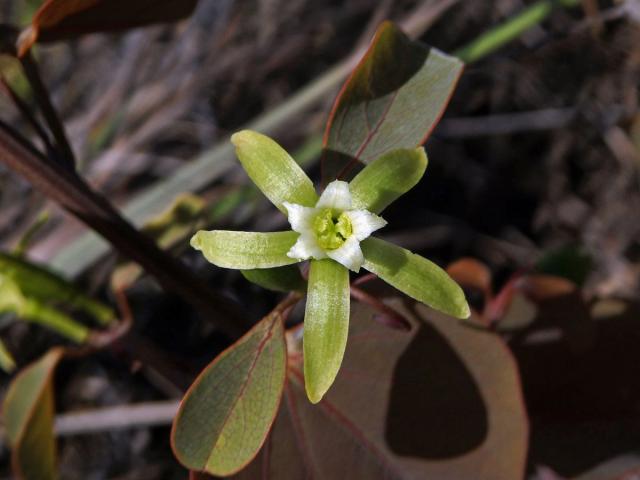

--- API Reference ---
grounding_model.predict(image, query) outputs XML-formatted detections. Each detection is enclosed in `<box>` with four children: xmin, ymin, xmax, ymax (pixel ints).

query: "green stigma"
<box><xmin>312</xmin><ymin>208</ymin><xmax>352</xmax><ymax>250</ymax></box>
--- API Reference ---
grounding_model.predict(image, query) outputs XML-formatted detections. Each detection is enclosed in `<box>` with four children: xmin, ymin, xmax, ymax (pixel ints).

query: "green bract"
<box><xmin>191</xmin><ymin>129</ymin><xmax>470</xmax><ymax>403</ymax></box>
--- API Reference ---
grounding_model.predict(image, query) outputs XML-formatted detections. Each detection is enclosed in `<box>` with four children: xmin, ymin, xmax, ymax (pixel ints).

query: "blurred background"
<box><xmin>1</xmin><ymin>0</ymin><xmax>640</xmax><ymax>478</ymax></box>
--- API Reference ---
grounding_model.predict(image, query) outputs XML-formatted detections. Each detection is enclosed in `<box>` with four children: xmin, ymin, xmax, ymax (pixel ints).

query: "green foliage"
<box><xmin>234</xmin><ymin>296</ymin><xmax>528</xmax><ymax>479</ymax></box>
<box><xmin>3</xmin><ymin>348</ymin><xmax>63</xmax><ymax>480</ymax></box>
<box><xmin>0</xmin><ymin>271</ymin><xmax>88</xmax><ymax>343</ymax></box>
<box><xmin>303</xmin><ymin>259</ymin><xmax>350</xmax><ymax>403</ymax></box>
<box><xmin>190</xmin><ymin>22</ymin><xmax>470</xmax><ymax>408</ymax></box>
<box><xmin>191</xmin><ymin>231</ymin><xmax>299</xmax><ymax>269</ymax></box>
<box><xmin>231</xmin><ymin>130</ymin><xmax>318</xmax><ymax>213</ymax></box>
<box><xmin>348</xmin><ymin>147</ymin><xmax>428</xmax><ymax>214</ymax></box>
<box><xmin>361</xmin><ymin>237</ymin><xmax>470</xmax><ymax>319</ymax></box>
<box><xmin>0</xmin><ymin>252</ymin><xmax>115</xmax><ymax>343</ymax></box>
<box><xmin>172</xmin><ymin>312</ymin><xmax>287</xmax><ymax>476</ymax></box>
<box><xmin>322</xmin><ymin>21</ymin><xmax>462</xmax><ymax>181</ymax></box>
<box><xmin>3</xmin><ymin>0</ymin><xmax>590</xmax><ymax>476</ymax></box>
<box><xmin>0</xmin><ymin>252</ymin><xmax>114</xmax><ymax>326</ymax></box>
<box><xmin>454</xmin><ymin>0</ymin><xmax>581</xmax><ymax>63</ymax></box>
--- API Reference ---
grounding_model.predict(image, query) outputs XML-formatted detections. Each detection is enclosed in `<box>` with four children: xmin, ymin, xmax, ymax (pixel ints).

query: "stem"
<box><xmin>0</xmin><ymin>122</ymin><xmax>247</xmax><ymax>337</ymax></box>
<box><xmin>0</xmin><ymin>77</ymin><xmax>57</xmax><ymax>159</ymax></box>
<box><xmin>19</xmin><ymin>52</ymin><xmax>76</xmax><ymax>170</ymax></box>
<box><xmin>454</xmin><ymin>0</ymin><xmax>581</xmax><ymax>63</ymax></box>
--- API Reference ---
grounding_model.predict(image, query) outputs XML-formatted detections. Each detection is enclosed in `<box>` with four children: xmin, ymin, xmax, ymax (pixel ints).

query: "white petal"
<box><xmin>283</xmin><ymin>202</ymin><xmax>317</xmax><ymax>234</ymax></box>
<box><xmin>344</xmin><ymin>210</ymin><xmax>387</xmax><ymax>241</ymax></box>
<box><xmin>316</xmin><ymin>180</ymin><xmax>352</xmax><ymax>211</ymax></box>
<box><xmin>287</xmin><ymin>233</ymin><xmax>327</xmax><ymax>261</ymax></box>
<box><xmin>326</xmin><ymin>236</ymin><xmax>364</xmax><ymax>272</ymax></box>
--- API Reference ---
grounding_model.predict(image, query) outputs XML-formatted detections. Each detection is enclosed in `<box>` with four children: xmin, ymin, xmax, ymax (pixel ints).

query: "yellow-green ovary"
<box><xmin>312</xmin><ymin>209</ymin><xmax>352</xmax><ymax>250</ymax></box>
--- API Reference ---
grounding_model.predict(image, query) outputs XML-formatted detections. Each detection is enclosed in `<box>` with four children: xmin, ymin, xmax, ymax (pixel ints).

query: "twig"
<box><xmin>19</xmin><ymin>52</ymin><xmax>76</xmax><ymax>170</ymax></box>
<box><xmin>0</xmin><ymin>76</ymin><xmax>57</xmax><ymax>158</ymax></box>
<box><xmin>0</xmin><ymin>122</ymin><xmax>247</xmax><ymax>337</ymax></box>
<box><xmin>53</xmin><ymin>400</ymin><xmax>180</xmax><ymax>437</ymax></box>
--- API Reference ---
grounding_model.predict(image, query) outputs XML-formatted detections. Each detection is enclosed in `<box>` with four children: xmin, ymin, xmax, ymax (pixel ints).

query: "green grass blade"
<box><xmin>454</xmin><ymin>0</ymin><xmax>581</xmax><ymax>63</ymax></box>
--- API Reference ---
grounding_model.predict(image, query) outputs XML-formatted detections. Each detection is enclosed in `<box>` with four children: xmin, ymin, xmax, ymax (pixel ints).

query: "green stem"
<box><xmin>454</xmin><ymin>0</ymin><xmax>581</xmax><ymax>63</ymax></box>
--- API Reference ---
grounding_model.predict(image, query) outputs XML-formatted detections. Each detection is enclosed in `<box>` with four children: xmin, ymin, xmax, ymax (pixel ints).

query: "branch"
<box><xmin>0</xmin><ymin>122</ymin><xmax>247</xmax><ymax>337</ymax></box>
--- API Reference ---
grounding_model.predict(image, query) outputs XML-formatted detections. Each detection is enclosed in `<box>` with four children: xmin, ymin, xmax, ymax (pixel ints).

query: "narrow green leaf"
<box><xmin>4</xmin><ymin>348</ymin><xmax>63</xmax><ymax>480</ymax></box>
<box><xmin>171</xmin><ymin>311</ymin><xmax>287</xmax><ymax>476</ymax></box>
<box><xmin>241</xmin><ymin>265</ymin><xmax>306</xmax><ymax>293</ymax></box>
<box><xmin>14</xmin><ymin>210</ymin><xmax>49</xmax><ymax>257</ymax></box>
<box><xmin>361</xmin><ymin>237</ymin><xmax>470</xmax><ymax>319</ymax></box>
<box><xmin>191</xmin><ymin>230</ymin><xmax>299</xmax><ymax>270</ymax></box>
<box><xmin>0</xmin><ymin>273</ymin><xmax>90</xmax><ymax>343</ymax></box>
<box><xmin>323</xmin><ymin>21</ymin><xmax>463</xmax><ymax>181</ymax></box>
<box><xmin>231</xmin><ymin>130</ymin><xmax>318</xmax><ymax>213</ymax></box>
<box><xmin>453</xmin><ymin>0</ymin><xmax>581</xmax><ymax>63</ymax></box>
<box><xmin>0</xmin><ymin>252</ymin><xmax>114</xmax><ymax>325</ymax></box>
<box><xmin>349</xmin><ymin>147</ymin><xmax>428</xmax><ymax>214</ymax></box>
<box><xmin>21</xmin><ymin>299</ymin><xmax>89</xmax><ymax>343</ymax></box>
<box><xmin>303</xmin><ymin>259</ymin><xmax>350</xmax><ymax>403</ymax></box>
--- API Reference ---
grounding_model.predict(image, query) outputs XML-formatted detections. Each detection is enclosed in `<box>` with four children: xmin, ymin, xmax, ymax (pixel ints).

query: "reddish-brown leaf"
<box><xmin>234</xmin><ymin>293</ymin><xmax>529</xmax><ymax>479</ymax></box>
<box><xmin>19</xmin><ymin>0</ymin><xmax>199</xmax><ymax>55</ymax></box>
<box><xmin>321</xmin><ymin>21</ymin><xmax>463</xmax><ymax>183</ymax></box>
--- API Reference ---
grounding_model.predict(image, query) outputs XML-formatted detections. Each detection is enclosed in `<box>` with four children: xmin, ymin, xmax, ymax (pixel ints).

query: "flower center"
<box><xmin>312</xmin><ymin>208</ymin><xmax>352</xmax><ymax>250</ymax></box>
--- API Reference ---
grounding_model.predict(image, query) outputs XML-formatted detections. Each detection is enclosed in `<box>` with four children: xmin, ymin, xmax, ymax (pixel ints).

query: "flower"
<box><xmin>283</xmin><ymin>180</ymin><xmax>387</xmax><ymax>272</ymax></box>
<box><xmin>191</xmin><ymin>130</ymin><xmax>470</xmax><ymax>403</ymax></box>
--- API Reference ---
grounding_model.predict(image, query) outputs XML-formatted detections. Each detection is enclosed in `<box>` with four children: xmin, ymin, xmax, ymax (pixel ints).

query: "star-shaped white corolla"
<box><xmin>283</xmin><ymin>180</ymin><xmax>387</xmax><ymax>272</ymax></box>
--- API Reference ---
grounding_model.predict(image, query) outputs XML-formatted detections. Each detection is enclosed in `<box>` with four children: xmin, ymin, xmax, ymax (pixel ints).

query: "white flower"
<box><xmin>283</xmin><ymin>180</ymin><xmax>387</xmax><ymax>272</ymax></box>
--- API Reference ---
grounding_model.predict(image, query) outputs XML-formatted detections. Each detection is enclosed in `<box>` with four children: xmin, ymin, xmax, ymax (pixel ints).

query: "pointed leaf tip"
<box><xmin>362</xmin><ymin>238</ymin><xmax>470</xmax><ymax>319</ymax></box>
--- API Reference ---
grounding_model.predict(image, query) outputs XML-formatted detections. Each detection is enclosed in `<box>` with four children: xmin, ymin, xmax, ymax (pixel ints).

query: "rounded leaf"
<box><xmin>172</xmin><ymin>312</ymin><xmax>287</xmax><ymax>476</ymax></box>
